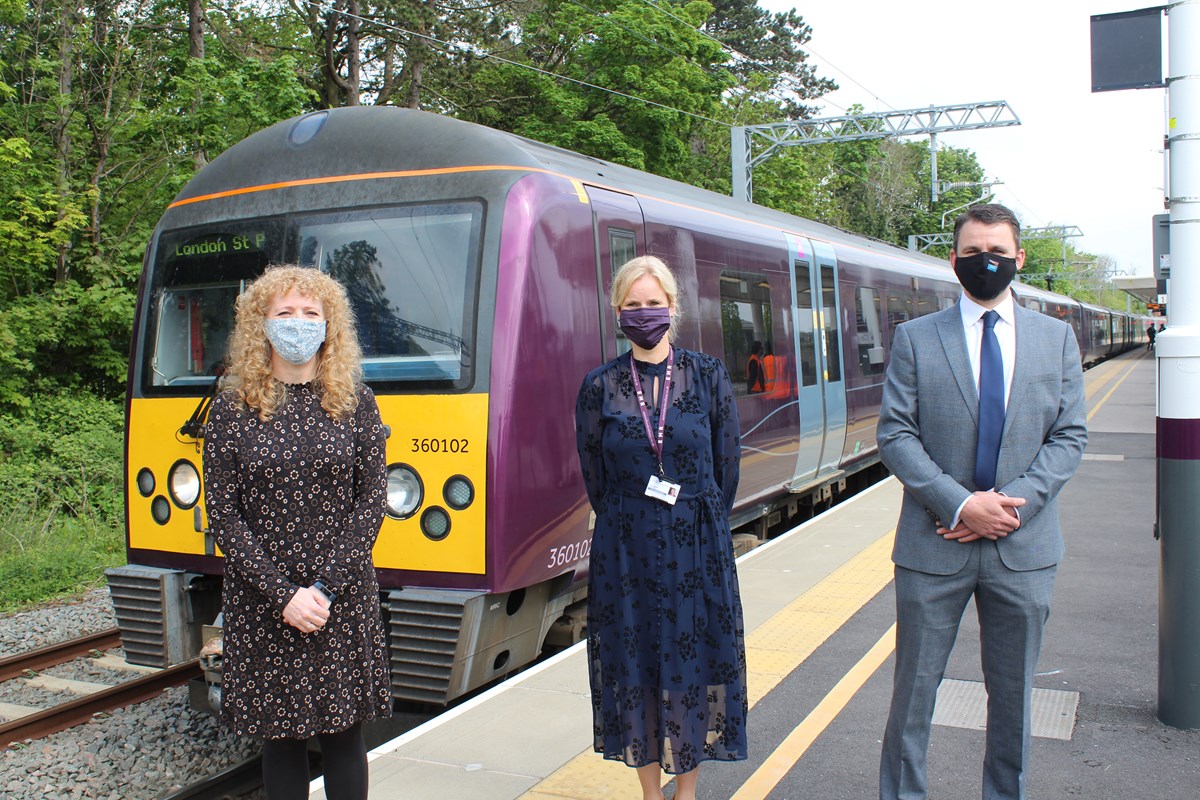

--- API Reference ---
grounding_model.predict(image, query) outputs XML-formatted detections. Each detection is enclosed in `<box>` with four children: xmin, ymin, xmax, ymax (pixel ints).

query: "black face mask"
<box><xmin>954</xmin><ymin>251</ymin><xmax>1018</xmax><ymax>302</ymax></box>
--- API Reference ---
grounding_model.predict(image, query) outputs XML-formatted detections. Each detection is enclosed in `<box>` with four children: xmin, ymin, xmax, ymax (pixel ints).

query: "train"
<box><xmin>106</xmin><ymin>107</ymin><xmax>1146</xmax><ymax>708</ymax></box>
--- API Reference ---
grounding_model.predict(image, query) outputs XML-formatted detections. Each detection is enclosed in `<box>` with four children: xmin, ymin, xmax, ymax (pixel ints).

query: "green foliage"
<box><xmin>0</xmin><ymin>505</ymin><xmax>123</xmax><ymax>611</ymax></box>
<box><xmin>460</xmin><ymin>0</ymin><xmax>734</xmax><ymax>181</ymax></box>
<box><xmin>0</xmin><ymin>391</ymin><xmax>125</xmax><ymax>526</ymax></box>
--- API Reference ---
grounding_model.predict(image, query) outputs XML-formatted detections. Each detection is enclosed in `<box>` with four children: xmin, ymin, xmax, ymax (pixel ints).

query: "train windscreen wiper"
<box><xmin>179</xmin><ymin>365</ymin><xmax>224</xmax><ymax>440</ymax></box>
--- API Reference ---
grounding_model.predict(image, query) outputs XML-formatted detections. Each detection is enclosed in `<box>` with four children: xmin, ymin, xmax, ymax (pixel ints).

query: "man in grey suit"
<box><xmin>877</xmin><ymin>204</ymin><xmax>1087</xmax><ymax>800</ymax></box>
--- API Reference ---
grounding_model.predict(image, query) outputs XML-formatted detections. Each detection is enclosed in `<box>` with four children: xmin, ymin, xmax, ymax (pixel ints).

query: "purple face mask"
<box><xmin>620</xmin><ymin>307</ymin><xmax>672</xmax><ymax>349</ymax></box>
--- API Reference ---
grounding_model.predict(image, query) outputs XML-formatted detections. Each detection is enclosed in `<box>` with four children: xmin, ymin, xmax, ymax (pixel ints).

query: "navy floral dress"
<box><xmin>574</xmin><ymin>348</ymin><xmax>747</xmax><ymax>774</ymax></box>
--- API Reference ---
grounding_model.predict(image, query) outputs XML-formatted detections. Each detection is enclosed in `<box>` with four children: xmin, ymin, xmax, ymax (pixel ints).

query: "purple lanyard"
<box><xmin>629</xmin><ymin>347</ymin><xmax>674</xmax><ymax>474</ymax></box>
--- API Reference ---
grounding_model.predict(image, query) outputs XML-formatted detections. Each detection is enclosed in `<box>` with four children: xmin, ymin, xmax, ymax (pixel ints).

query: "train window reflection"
<box><xmin>297</xmin><ymin>203</ymin><xmax>480</xmax><ymax>385</ymax></box>
<box><xmin>820</xmin><ymin>265</ymin><xmax>841</xmax><ymax>383</ymax></box>
<box><xmin>887</xmin><ymin>292</ymin><xmax>911</xmax><ymax>346</ymax></box>
<box><xmin>794</xmin><ymin>262</ymin><xmax>818</xmax><ymax>388</ymax></box>
<box><xmin>856</xmin><ymin>287</ymin><xmax>885</xmax><ymax>377</ymax></box>
<box><xmin>719</xmin><ymin>271</ymin><xmax>774</xmax><ymax>395</ymax></box>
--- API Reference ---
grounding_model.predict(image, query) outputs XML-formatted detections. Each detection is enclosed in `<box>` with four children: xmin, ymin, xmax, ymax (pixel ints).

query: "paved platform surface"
<box><xmin>314</xmin><ymin>348</ymin><xmax>1199</xmax><ymax>800</ymax></box>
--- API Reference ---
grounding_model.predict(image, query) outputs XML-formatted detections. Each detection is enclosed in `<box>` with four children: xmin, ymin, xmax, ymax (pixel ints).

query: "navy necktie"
<box><xmin>974</xmin><ymin>310</ymin><xmax>1005</xmax><ymax>490</ymax></box>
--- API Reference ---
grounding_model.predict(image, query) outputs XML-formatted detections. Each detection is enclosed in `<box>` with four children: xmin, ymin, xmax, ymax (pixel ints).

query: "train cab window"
<box><xmin>940</xmin><ymin>296</ymin><xmax>956</xmax><ymax>312</ymax></box>
<box><xmin>144</xmin><ymin>222</ymin><xmax>283</xmax><ymax>388</ymax></box>
<box><xmin>141</xmin><ymin>202</ymin><xmax>482</xmax><ymax>394</ymax></box>
<box><xmin>719</xmin><ymin>271</ymin><xmax>774</xmax><ymax>395</ymax></box>
<box><xmin>820</xmin><ymin>265</ymin><xmax>841</xmax><ymax>382</ymax></box>
<box><xmin>856</xmin><ymin>287</ymin><xmax>885</xmax><ymax>377</ymax></box>
<box><xmin>297</xmin><ymin>202</ymin><xmax>481</xmax><ymax>386</ymax></box>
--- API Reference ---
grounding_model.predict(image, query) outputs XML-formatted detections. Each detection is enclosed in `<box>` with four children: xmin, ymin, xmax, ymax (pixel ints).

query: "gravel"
<box><xmin>0</xmin><ymin>589</ymin><xmax>264</xmax><ymax>799</ymax></box>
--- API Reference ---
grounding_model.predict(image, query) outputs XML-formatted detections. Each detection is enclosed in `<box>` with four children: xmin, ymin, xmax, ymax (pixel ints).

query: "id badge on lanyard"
<box><xmin>630</xmin><ymin>349</ymin><xmax>682</xmax><ymax>506</ymax></box>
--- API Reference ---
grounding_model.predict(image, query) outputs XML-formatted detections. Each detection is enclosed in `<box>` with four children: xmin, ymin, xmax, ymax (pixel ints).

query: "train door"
<box><xmin>813</xmin><ymin>241</ymin><xmax>847</xmax><ymax>474</ymax></box>
<box><xmin>585</xmin><ymin>186</ymin><xmax>646</xmax><ymax>363</ymax></box>
<box><xmin>787</xmin><ymin>236</ymin><xmax>847</xmax><ymax>488</ymax></box>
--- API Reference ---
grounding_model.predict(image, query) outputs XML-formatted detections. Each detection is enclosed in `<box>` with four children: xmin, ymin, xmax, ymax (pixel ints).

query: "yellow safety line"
<box><xmin>1084</xmin><ymin>350</ymin><xmax>1145</xmax><ymax>400</ymax></box>
<box><xmin>521</xmin><ymin>530</ymin><xmax>896</xmax><ymax>799</ymax></box>
<box><xmin>1087</xmin><ymin>356</ymin><xmax>1144</xmax><ymax>423</ymax></box>
<box><xmin>730</xmin><ymin>624</ymin><xmax>897</xmax><ymax>800</ymax></box>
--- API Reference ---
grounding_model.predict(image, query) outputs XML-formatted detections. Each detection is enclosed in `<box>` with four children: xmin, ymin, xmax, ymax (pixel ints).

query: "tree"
<box><xmin>704</xmin><ymin>0</ymin><xmax>834</xmax><ymax>120</ymax></box>
<box><xmin>0</xmin><ymin>0</ymin><xmax>311</xmax><ymax>405</ymax></box>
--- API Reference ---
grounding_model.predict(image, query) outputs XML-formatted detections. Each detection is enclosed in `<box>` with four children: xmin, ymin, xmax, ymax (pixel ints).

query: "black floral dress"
<box><xmin>202</xmin><ymin>382</ymin><xmax>391</xmax><ymax>739</ymax></box>
<box><xmin>574</xmin><ymin>348</ymin><xmax>747</xmax><ymax>774</ymax></box>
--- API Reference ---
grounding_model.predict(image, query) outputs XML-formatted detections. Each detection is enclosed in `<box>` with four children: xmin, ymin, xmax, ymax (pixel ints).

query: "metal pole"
<box><xmin>1157</xmin><ymin>0</ymin><xmax>1200</xmax><ymax>731</ymax></box>
<box><xmin>929</xmin><ymin>133</ymin><xmax>939</xmax><ymax>204</ymax></box>
<box><xmin>732</xmin><ymin>126</ymin><xmax>750</xmax><ymax>203</ymax></box>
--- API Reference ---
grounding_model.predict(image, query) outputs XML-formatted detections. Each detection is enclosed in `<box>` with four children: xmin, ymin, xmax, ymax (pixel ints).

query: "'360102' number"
<box><xmin>546</xmin><ymin>538</ymin><xmax>592</xmax><ymax>569</ymax></box>
<box><xmin>410</xmin><ymin>438</ymin><xmax>469</xmax><ymax>453</ymax></box>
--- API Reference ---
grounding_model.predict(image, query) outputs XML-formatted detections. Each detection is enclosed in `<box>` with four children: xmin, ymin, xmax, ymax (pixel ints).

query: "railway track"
<box><xmin>0</xmin><ymin>627</ymin><xmax>202</xmax><ymax>748</ymax></box>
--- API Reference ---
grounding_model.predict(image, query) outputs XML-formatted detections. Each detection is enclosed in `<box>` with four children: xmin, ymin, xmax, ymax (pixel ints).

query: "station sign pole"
<box><xmin>1156</xmin><ymin>0</ymin><xmax>1200</xmax><ymax>730</ymax></box>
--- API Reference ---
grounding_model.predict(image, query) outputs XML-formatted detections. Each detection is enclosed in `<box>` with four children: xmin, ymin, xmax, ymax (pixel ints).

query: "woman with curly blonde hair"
<box><xmin>203</xmin><ymin>265</ymin><xmax>390</xmax><ymax>800</ymax></box>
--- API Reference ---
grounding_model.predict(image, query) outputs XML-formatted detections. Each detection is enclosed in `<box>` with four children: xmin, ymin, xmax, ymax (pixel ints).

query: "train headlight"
<box><xmin>443</xmin><ymin>476</ymin><xmax>475</xmax><ymax>510</ymax></box>
<box><xmin>168</xmin><ymin>460</ymin><xmax>201</xmax><ymax>509</ymax></box>
<box><xmin>421</xmin><ymin>507</ymin><xmax>451</xmax><ymax>540</ymax></box>
<box><xmin>136</xmin><ymin>468</ymin><xmax>155</xmax><ymax>497</ymax></box>
<box><xmin>386</xmin><ymin>464</ymin><xmax>423</xmax><ymax>519</ymax></box>
<box><xmin>151</xmin><ymin>496</ymin><xmax>171</xmax><ymax>525</ymax></box>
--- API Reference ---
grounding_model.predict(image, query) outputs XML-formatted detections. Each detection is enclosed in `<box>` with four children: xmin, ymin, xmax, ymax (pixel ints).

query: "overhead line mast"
<box><xmin>731</xmin><ymin>101</ymin><xmax>1020</xmax><ymax>204</ymax></box>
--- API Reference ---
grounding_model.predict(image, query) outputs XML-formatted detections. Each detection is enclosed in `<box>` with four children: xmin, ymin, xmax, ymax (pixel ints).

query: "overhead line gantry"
<box><xmin>731</xmin><ymin>101</ymin><xmax>1021</xmax><ymax>204</ymax></box>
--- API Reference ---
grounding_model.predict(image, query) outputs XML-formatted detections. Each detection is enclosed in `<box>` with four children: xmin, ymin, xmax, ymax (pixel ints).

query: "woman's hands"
<box><xmin>282</xmin><ymin>586</ymin><xmax>331</xmax><ymax>633</ymax></box>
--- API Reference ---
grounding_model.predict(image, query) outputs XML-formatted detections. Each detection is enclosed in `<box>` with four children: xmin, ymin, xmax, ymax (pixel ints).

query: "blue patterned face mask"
<box><xmin>265</xmin><ymin>318</ymin><xmax>326</xmax><ymax>365</ymax></box>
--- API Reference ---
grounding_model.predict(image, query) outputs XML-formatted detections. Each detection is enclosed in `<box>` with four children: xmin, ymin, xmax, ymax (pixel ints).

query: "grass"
<box><xmin>0</xmin><ymin>499</ymin><xmax>124</xmax><ymax>612</ymax></box>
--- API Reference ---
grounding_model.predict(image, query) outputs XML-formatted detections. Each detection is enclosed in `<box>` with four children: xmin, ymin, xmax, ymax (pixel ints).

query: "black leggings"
<box><xmin>261</xmin><ymin>722</ymin><xmax>367</xmax><ymax>800</ymax></box>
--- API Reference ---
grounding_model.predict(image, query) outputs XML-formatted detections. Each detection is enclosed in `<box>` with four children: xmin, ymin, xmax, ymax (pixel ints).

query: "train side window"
<box><xmin>719</xmin><ymin>271</ymin><xmax>773</xmax><ymax>395</ymax></box>
<box><xmin>794</xmin><ymin>261</ymin><xmax>818</xmax><ymax>387</ymax></box>
<box><xmin>820</xmin><ymin>265</ymin><xmax>841</xmax><ymax>382</ymax></box>
<box><xmin>940</xmin><ymin>296</ymin><xmax>956</xmax><ymax>311</ymax></box>
<box><xmin>915</xmin><ymin>293</ymin><xmax>937</xmax><ymax>318</ymax></box>
<box><xmin>887</xmin><ymin>291</ymin><xmax>911</xmax><ymax>346</ymax></box>
<box><xmin>1024</xmin><ymin>298</ymin><xmax>1042</xmax><ymax>313</ymax></box>
<box><xmin>609</xmin><ymin>230</ymin><xmax>637</xmax><ymax>356</ymax></box>
<box><xmin>856</xmin><ymin>287</ymin><xmax>885</xmax><ymax>376</ymax></box>
<box><xmin>609</xmin><ymin>229</ymin><xmax>636</xmax><ymax>270</ymax></box>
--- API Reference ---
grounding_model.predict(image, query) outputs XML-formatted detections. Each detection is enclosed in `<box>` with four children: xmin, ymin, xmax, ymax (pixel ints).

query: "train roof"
<box><xmin>177</xmin><ymin>107</ymin><xmax>945</xmax><ymax>264</ymax></box>
<box><xmin>175</xmin><ymin>106</ymin><xmax>1127</xmax><ymax>317</ymax></box>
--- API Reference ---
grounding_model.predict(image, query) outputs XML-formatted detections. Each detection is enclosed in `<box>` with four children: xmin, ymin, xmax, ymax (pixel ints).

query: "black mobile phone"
<box><xmin>313</xmin><ymin>580</ymin><xmax>337</xmax><ymax>603</ymax></box>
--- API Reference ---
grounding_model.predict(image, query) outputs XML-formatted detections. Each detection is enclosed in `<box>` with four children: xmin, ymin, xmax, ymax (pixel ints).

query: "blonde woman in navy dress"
<box><xmin>203</xmin><ymin>266</ymin><xmax>390</xmax><ymax>799</ymax></box>
<box><xmin>575</xmin><ymin>256</ymin><xmax>747</xmax><ymax>800</ymax></box>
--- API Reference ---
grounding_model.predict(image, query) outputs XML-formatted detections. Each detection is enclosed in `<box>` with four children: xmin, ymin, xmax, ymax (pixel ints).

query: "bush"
<box><xmin>0</xmin><ymin>391</ymin><xmax>124</xmax><ymax>526</ymax></box>
<box><xmin>0</xmin><ymin>391</ymin><xmax>125</xmax><ymax>609</ymax></box>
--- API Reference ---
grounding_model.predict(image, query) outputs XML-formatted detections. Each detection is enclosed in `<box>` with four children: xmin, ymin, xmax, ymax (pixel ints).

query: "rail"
<box><xmin>0</xmin><ymin>627</ymin><xmax>123</xmax><ymax>681</ymax></box>
<box><xmin>0</xmin><ymin>657</ymin><xmax>201</xmax><ymax>748</ymax></box>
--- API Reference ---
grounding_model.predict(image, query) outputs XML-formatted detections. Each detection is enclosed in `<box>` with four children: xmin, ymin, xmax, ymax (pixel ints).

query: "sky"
<box><xmin>758</xmin><ymin>0</ymin><xmax>1169</xmax><ymax>277</ymax></box>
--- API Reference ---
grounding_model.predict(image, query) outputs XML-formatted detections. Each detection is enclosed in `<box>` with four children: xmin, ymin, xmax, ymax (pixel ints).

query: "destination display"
<box><xmin>170</xmin><ymin>230</ymin><xmax>269</xmax><ymax>259</ymax></box>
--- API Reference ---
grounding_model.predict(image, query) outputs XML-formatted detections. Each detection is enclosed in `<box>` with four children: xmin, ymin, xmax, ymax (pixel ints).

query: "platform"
<box><xmin>313</xmin><ymin>348</ymin><xmax>1200</xmax><ymax>800</ymax></box>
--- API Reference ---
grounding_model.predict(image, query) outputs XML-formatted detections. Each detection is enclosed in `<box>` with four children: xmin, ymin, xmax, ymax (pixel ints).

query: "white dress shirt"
<box><xmin>959</xmin><ymin>292</ymin><xmax>1016</xmax><ymax>409</ymax></box>
<box><xmin>951</xmin><ymin>292</ymin><xmax>1018</xmax><ymax>527</ymax></box>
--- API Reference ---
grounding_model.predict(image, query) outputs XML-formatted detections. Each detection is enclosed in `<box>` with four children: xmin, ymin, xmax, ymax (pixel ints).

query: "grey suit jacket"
<box><xmin>877</xmin><ymin>300</ymin><xmax>1087</xmax><ymax>574</ymax></box>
